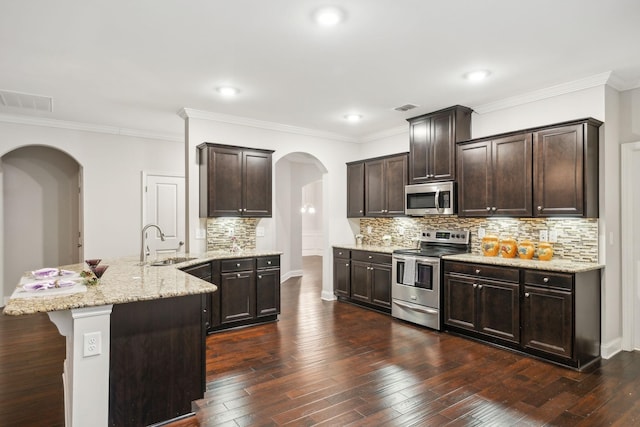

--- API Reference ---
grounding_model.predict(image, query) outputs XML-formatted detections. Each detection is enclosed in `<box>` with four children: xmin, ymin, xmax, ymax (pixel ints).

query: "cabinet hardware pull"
<box><xmin>543</xmin><ymin>277</ymin><xmax>549</xmax><ymax>283</ymax></box>
<box><xmin>486</xmin><ymin>207</ymin><xmax>491</xmax><ymax>211</ymax></box>
<box><xmin>475</xmin><ymin>269</ymin><xmax>480</xmax><ymax>274</ymax></box>
<box><xmin>478</xmin><ymin>284</ymin><xmax>483</xmax><ymax>289</ymax></box>
<box><xmin>345</xmin><ymin>263</ymin><xmax>349</xmax><ymax>267</ymax></box>
<box><xmin>473</xmin><ymin>283</ymin><xmax>478</xmax><ymax>288</ymax></box>
<box><xmin>238</xmin><ymin>208</ymin><xmax>242</xmax><ymax>212</ymax></box>
<box><xmin>359</xmin><ymin>210</ymin><xmax>363</xmax><ymax>213</ymax></box>
<box><xmin>237</xmin><ymin>273</ymin><xmax>241</xmax><ymax>278</ymax></box>
<box><xmin>525</xmin><ymin>292</ymin><xmax>530</xmax><ymax>297</ymax></box>
<box><xmin>537</xmin><ymin>206</ymin><xmax>543</xmax><ymax>211</ymax></box>
<box><xmin>368</xmin><ymin>255</ymin><xmax>372</xmax><ymax>259</ymax></box>
<box><xmin>267</xmin><ymin>261</ymin><xmax>272</xmax><ymax>264</ymax></box>
<box><xmin>236</xmin><ymin>263</ymin><xmax>241</xmax><ymax>267</ymax></box>
<box><xmin>492</xmin><ymin>207</ymin><xmax>496</xmax><ymax>211</ymax></box>
<box><xmin>258</xmin><ymin>275</ymin><xmax>262</xmax><ymax>279</ymax></box>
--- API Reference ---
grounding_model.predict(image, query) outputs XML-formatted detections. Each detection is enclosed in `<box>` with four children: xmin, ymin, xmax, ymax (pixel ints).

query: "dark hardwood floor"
<box><xmin>2</xmin><ymin>256</ymin><xmax>640</xmax><ymax>426</ymax></box>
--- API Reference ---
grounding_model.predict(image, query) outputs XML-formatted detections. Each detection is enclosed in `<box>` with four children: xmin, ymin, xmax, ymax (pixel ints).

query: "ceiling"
<box><xmin>1</xmin><ymin>0</ymin><xmax>639</xmax><ymax>142</ymax></box>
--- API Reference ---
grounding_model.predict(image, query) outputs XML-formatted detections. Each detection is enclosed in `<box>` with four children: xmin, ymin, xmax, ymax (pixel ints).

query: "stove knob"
<box><xmin>425</xmin><ymin>233</ymin><xmax>431</xmax><ymax>237</ymax></box>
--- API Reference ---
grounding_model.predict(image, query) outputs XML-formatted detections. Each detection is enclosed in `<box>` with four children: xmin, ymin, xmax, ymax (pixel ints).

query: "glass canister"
<box><xmin>481</xmin><ymin>235</ymin><xmax>499</xmax><ymax>256</ymax></box>
<box><xmin>517</xmin><ymin>240</ymin><xmax>535</xmax><ymax>259</ymax></box>
<box><xmin>538</xmin><ymin>242</ymin><xmax>554</xmax><ymax>261</ymax></box>
<box><xmin>500</xmin><ymin>238</ymin><xmax>518</xmax><ymax>258</ymax></box>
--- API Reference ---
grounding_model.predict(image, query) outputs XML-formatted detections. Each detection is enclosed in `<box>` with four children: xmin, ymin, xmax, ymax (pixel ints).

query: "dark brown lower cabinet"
<box><xmin>220</xmin><ymin>269</ymin><xmax>256</xmax><ymax>324</ymax></box>
<box><xmin>256</xmin><ymin>264</ymin><xmax>281</xmax><ymax>317</ymax></box>
<box><xmin>109</xmin><ymin>294</ymin><xmax>207</xmax><ymax>426</ymax></box>
<box><xmin>333</xmin><ymin>248</ymin><xmax>391</xmax><ymax>313</ymax></box>
<box><xmin>333</xmin><ymin>248</ymin><xmax>351</xmax><ymax>298</ymax></box>
<box><xmin>444</xmin><ymin>265</ymin><xmax>519</xmax><ymax>344</ymax></box>
<box><xmin>444</xmin><ymin>260</ymin><xmax>601</xmax><ymax>370</ymax></box>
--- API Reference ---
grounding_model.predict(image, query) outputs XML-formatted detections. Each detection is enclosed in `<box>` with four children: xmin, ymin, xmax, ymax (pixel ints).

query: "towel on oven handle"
<box><xmin>402</xmin><ymin>257</ymin><xmax>416</xmax><ymax>285</ymax></box>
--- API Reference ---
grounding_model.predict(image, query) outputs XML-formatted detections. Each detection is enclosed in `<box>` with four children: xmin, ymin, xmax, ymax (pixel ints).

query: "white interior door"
<box><xmin>143</xmin><ymin>173</ymin><xmax>186</xmax><ymax>257</ymax></box>
<box><xmin>621</xmin><ymin>141</ymin><xmax>640</xmax><ymax>351</ymax></box>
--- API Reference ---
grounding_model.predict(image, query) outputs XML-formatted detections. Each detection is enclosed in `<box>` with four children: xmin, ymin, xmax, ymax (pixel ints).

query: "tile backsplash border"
<box><xmin>359</xmin><ymin>216</ymin><xmax>599</xmax><ymax>263</ymax></box>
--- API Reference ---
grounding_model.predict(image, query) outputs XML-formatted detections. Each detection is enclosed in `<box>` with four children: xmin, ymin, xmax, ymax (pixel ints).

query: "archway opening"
<box><xmin>1</xmin><ymin>145</ymin><xmax>82</xmax><ymax>303</ymax></box>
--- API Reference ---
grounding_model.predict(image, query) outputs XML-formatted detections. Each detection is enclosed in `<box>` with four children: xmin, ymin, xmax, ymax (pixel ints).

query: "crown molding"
<box><xmin>472</xmin><ymin>71</ymin><xmax>617</xmax><ymax>114</ymax></box>
<box><xmin>178</xmin><ymin>108</ymin><xmax>358</xmax><ymax>143</ymax></box>
<box><xmin>0</xmin><ymin>113</ymin><xmax>182</xmax><ymax>142</ymax></box>
<box><xmin>359</xmin><ymin>125</ymin><xmax>408</xmax><ymax>143</ymax></box>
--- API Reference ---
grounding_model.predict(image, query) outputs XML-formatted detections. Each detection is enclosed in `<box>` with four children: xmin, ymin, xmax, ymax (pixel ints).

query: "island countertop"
<box><xmin>442</xmin><ymin>253</ymin><xmax>604</xmax><ymax>273</ymax></box>
<box><xmin>3</xmin><ymin>250</ymin><xmax>281</xmax><ymax>316</ymax></box>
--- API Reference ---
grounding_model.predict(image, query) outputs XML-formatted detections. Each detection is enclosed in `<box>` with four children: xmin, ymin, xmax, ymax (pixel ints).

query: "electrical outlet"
<box><xmin>397</xmin><ymin>227</ymin><xmax>405</xmax><ymax>236</ymax></box>
<box><xmin>539</xmin><ymin>229</ymin><xmax>548</xmax><ymax>242</ymax></box>
<box><xmin>549</xmin><ymin>229</ymin><xmax>558</xmax><ymax>243</ymax></box>
<box><xmin>83</xmin><ymin>331</ymin><xmax>102</xmax><ymax>357</ymax></box>
<box><xmin>478</xmin><ymin>227</ymin><xmax>486</xmax><ymax>239</ymax></box>
<box><xmin>366</xmin><ymin>226</ymin><xmax>372</xmax><ymax>234</ymax></box>
<box><xmin>227</xmin><ymin>227</ymin><xmax>234</xmax><ymax>237</ymax></box>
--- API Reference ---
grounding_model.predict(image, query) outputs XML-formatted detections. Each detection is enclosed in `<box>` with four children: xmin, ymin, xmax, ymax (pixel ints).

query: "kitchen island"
<box><xmin>3</xmin><ymin>255</ymin><xmax>218</xmax><ymax>427</ymax></box>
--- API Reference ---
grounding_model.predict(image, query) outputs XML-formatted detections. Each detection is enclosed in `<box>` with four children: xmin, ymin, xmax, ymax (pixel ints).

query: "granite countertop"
<box><xmin>332</xmin><ymin>244</ymin><xmax>410</xmax><ymax>254</ymax></box>
<box><xmin>3</xmin><ymin>250</ymin><xmax>282</xmax><ymax>316</ymax></box>
<box><xmin>442</xmin><ymin>253</ymin><xmax>604</xmax><ymax>273</ymax></box>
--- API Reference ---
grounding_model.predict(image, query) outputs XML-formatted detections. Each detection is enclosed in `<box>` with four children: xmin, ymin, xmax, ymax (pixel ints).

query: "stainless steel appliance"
<box><xmin>404</xmin><ymin>181</ymin><xmax>456</xmax><ymax>216</ymax></box>
<box><xmin>392</xmin><ymin>229</ymin><xmax>470</xmax><ymax>330</ymax></box>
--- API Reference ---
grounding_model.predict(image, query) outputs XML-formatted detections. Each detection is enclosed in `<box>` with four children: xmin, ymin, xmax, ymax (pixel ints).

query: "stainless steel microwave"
<box><xmin>404</xmin><ymin>181</ymin><xmax>456</xmax><ymax>216</ymax></box>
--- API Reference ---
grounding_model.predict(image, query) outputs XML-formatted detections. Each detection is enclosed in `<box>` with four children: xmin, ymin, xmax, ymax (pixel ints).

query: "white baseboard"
<box><xmin>321</xmin><ymin>290</ymin><xmax>336</xmax><ymax>301</ymax></box>
<box><xmin>601</xmin><ymin>336</ymin><xmax>623</xmax><ymax>359</ymax></box>
<box><xmin>280</xmin><ymin>270</ymin><xmax>303</xmax><ymax>283</ymax></box>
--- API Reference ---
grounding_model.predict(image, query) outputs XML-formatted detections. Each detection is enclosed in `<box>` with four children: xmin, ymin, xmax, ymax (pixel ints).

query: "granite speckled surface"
<box><xmin>3</xmin><ymin>250</ymin><xmax>282</xmax><ymax>316</ymax></box>
<box><xmin>332</xmin><ymin>244</ymin><xmax>409</xmax><ymax>254</ymax></box>
<box><xmin>442</xmin><ymin>253</ymin><xmax>604</xmax><ymax>273</ymax></box>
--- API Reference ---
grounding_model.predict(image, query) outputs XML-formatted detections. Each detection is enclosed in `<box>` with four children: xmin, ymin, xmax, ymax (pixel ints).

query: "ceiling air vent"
<box><xmin>393</xmin><ymin>103</ymin><xmax>419</xmax><ymax>112</ymax></box>
<box><xmin>0</xmin><ymin>90</ymin><xmax>53</xmax><ymax>112</ymax></box>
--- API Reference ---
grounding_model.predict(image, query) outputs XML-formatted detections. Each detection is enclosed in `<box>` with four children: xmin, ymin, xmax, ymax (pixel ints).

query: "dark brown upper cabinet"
<box><xmin>198</xmin><ymin>143</ymin><xmax>274</xmax><ymax>217</ymax></box>
<box><xmin>364</xmin><ymin>153</ymin><xmax>408</xmax><ymax>217</ymax></box>
<box><xmin>457</xmin><ymin>118</ymin><xmax>601</xmax><ymax>218</ymax></box>
<box><xmin>533</xmin><ymin>119</ymin><xmax>601</xmax><ymax>217</ymax></box>
<box><xmin>408</xmin><ymin>105</ymin><xmax>472</xmax><ymax>184</ymax></box>
<box><xmin>346</xmin><ymin>161</ymin><xmax>365</xmax><ymax>218</ymax></box>
<box><xmin>457</xmin><ymin>133</ymin><xmax>532</xmax><ymax>217</ymax></box>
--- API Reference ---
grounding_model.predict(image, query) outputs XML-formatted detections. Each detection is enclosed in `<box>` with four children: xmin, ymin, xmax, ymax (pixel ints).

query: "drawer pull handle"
<box><xmin>475</xmin><ymin>269</ymin><xmax>481</xmax><ymax>274</ymax></box>
<box><xmin>537</xmin><ymin>206</ymin><xmax>543</xmax><ymax>211</ymax></box>
<box><xmin>368</xmin><ymin>255</ymin><xmax>373</xmax><ymax>259</ymax></box>
<box><xmin>478</xmin><ymin>284</ymin><xmax>483</xmax><ymax>289</ymax></box>
<box><xmin>345</xmin><ymin>263</ymin><xmax>349</xmax><ymax>267</ymax></box>
<box><xmin>267</xmin><ymin>261</ymin><xmax>272</xmax><ymax>265</ymax></box>
<box><xmin>236</xmin><ymin>263</ymin><xmax>241</xmax><ymax>267</ymax></box>
<box><xmin>237</xmin><ymin>273</ymin><xmax>241</xmax><ymax>278</ymax></box>
<box><xmin>473</xmin><ymin>283</ymin><xmax>478</xmax><ymax>288</ymax></box>
<box><xmin>258</xmin><ymin>275</ymin><xmax>262</xmax><ymax>279</ymax></box>
<box><xmin>543</xmin><ymin>277</ymin><xmax>549</xmax><ymax>283</ymax></box>
<box><xmin>525</xmin><ymin>292</ymin><xmax>530</xmax><ymax>297</ymax></box>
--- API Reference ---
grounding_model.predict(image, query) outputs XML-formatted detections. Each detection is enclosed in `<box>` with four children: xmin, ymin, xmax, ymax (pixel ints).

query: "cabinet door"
<box><xmin>492</xmin><ymin>133</ymin><xmax>532</xmax><ymax>216</ymax></box>
<box><xmin>350</xmin><ymin>260</ymin><xmax>371</xmax><ymax>303</ymax></box>
<box><xmin>443</xmin><ymin>274</ymin><xmax>477</xmax><ymax>331</ymax></box>
<box><xmin>220</xmin><ymin>271</ymin><xmax>256</xmax><ymax>324</ymax></box>
<box><xmin>522</xmin><ymin>285</ymin><xmax>573</xmax><ymax>358</ymax></box>
<box><xmin>384</xmin><ymin>154</ymin><xmax>408</xmax><ymax>216</ymax></box>
<box><xmin>370</xmin><ymin>263</ymin><xmax>391</xmax><ymax>308</ymax></box>
<box><xmin>243</xmin><ymin>150</ymin><xmax>272</xmax><ymax>217</ymax></box>
<box><xmin>347</xmin><ymin>162</ymin><xmax>365</xmax><ymax>217</ymax></box>
<box><xmin>477</xmin><ymin>279</ymin><xmax>520</xmax><ymax>343</ymax></box>
<box><xmin>333</xmin><ymin>257</ymin><xmax>351</xmax><ymax>297</ymax></box>
<box><xmin>207</xmin><ymin>147</ymin><xmax>243</xmax><ymax>217</ymax></box>
<box><xmin>256</xmin><ymin>268</ymin><xmax>280</xmax><ymax>317</ymax></box>
<box><xmin>431</xmin><ymin>111</ymin><xmax>455</xmax><ymax>181</ymax></box>
<box><xmin>457</xmin><ymin>141</ymin><xmax>492</xmax><ymax>216</ymax></box>
<box><xmin>364</xmin><ymin>159</ymin><xmax>386</xmax><ymax>216</ymax></box>
<box><xmin>533</xmin><ymin>124</ymin><xmax>584</xmax><ymax>216</ymax></box>
<box><xmin>409</xmin><ymin>116</ymin><xmax>431</xmax><ymax>183</ymax></box>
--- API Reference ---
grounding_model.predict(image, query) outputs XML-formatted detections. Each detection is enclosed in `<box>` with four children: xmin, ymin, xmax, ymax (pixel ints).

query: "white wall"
<box><xmin>0</xmin><ymin>121</ymin><xmax>183</xmax><ymax>300</ymax></box>
<box><xmin>184</xmin><ymin>116</ymin><xmax>359</xmax><ymax>300</ymax></box>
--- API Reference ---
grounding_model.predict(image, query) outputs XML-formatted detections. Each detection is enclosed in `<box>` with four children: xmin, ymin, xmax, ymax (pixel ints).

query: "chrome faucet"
<box><xmin>140</xmin><ymin>224</ymin><xmax>166</xmax><ymax>264</ymax></box>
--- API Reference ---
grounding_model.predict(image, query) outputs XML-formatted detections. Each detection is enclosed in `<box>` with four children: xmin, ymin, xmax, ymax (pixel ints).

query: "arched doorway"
<box><xmin>274</xmin><ymin>152</ymin><xmax>327</xmax><ymax>284</ymax></box>
<box><xmin>1</xmin><ymin>145</ymin><xmax>82</xmax><ymax>303</ymax></box>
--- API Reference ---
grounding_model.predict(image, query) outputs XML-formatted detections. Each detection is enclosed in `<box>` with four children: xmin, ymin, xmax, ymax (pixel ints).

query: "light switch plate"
<box><xmin>549</xmin><ymin>229</ymin><xmax>558</xmax><ymax>243</ymax></box>
<box><xmin>478</xmin><ymin>227</ymin><xmax>486</xmax><ymax>239</ymax></box>
<box><xmin>256</xmin><ymin>226</ymin><xmax>265</xmax><ymax>237</ymax></box>
<box><xmin>539</xmin><ymin>229</ymin><xmax>548</xmax><ymax>242</ymax></box>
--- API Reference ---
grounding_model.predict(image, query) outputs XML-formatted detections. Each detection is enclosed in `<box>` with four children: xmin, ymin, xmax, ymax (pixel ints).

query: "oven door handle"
<box><xmin>393</xmin><ymin>300</ymin><xmax>438</xmax><ymax>315</ymax></box>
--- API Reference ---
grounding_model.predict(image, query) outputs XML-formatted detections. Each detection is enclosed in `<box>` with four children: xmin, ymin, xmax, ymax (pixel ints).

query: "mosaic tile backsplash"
<box><xmin>359</xmin><ymin>217</ymin><xmax>599</xmax><ymax>263</ymax></box>
<box><xmin>207</xmin><ymin>216</ymin><xmax>599</xmax><ymax>263</ymax></box>
<box><xmin>206</xmin><ymin>218</ymin><xmax>257</xmax><ymax>251</ymax></box>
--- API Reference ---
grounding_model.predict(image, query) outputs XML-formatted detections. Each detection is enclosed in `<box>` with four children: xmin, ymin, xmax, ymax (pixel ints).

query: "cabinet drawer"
<box><xmin>444</xmin><ymin>261</ymin><xmax>519</xmax><ymax>283</ymax></box>
<box><xmin>351</xmin><ymin>250</ymin><xmax>391</xmax><ymax>265</ymax></box>
<box><xmin>181</xmin><ymin>262</ymin><xmax>212</xmax><ymax>281</ymax></box>
<box><xmin>221</xmin><ymin>258</ymin><xmax>255</xmax><ymax>272</ymax></box>
<box><xmin>523</xmin><ymin>270</ymin><xmax>573</xmax><ymax>290</ymax></box>
<box><xmin>333</xmin><ymin>248</ymin><xmax>350</xmax><ymax>259</ymax></box>
<box><xmin>257</xmin><ymin>256</ymin><xmax>280</xmax><ymax>269</ymax></box>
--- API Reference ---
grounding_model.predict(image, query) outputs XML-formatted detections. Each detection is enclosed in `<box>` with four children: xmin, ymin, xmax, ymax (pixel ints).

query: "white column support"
<box><xmin>48</xmin><ymin>305</ymin><xmax>113</xmax><ymax>427</ymax></box>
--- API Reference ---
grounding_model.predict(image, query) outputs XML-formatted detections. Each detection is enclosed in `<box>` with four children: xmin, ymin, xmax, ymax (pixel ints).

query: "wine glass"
<box><xmin>92</xmin><ymin>265</ymin><xmax>109</xmax><ymax>278</ymax></box>
<box><xmin>85</xmin><ymin>259</ymin><xmax>102</xmax><ymax>271</ymax></box>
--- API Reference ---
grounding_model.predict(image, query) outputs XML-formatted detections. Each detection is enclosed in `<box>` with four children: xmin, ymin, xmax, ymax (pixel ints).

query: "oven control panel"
<box><xmin>421</xmin><ymin>229</ymin><xmax>469</xmax><ymax>245</ymax></box>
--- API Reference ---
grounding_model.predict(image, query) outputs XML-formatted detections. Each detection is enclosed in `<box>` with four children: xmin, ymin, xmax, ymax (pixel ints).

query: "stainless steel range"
<box><xmin>392</xmin><ymin>229</ymin><xmax>470</xmax><ymax>330</ymax></box>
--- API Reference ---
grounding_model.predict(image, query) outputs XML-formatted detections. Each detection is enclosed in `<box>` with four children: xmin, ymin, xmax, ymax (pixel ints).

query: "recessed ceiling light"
<box><xmin>464</xmin><ymin>70</ymin><xmax>491</xmax><ymax>82</ymax></box>
<box><xmin>344</xmin><ymin>114</ymin><xmax>362</xmax><ymax>122</ymax></box>
<box><xmin>216</xmin><ymin>86</ymin><xmax>240</xmax><ymax>97</ymax></box>
<box><xmin>313</xmin><ymin>6</ymin><xmax>345</xmax><ymax>26</ymax></box>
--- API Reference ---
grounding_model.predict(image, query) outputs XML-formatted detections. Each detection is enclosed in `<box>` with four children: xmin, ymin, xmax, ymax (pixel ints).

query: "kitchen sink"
<box><xmin>149</xmin><ymin>257</ymin><xmax>197</xmax><ymax>266</ymax></box>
